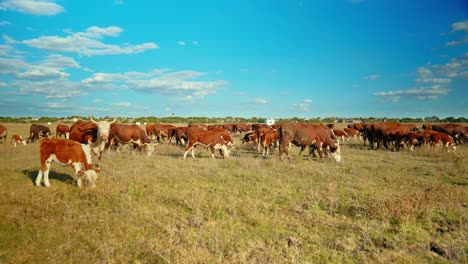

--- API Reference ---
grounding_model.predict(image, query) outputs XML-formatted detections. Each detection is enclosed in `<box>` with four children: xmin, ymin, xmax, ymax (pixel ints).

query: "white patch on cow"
<box><xmin>330</xmin><ymin>142</ymin><xmax>341</xmax><ymax>163</ymax></box>
<box><xmin>80</xmin><ymin>144</ymin><xmax>93</xmax><ymax>165</ymax></box>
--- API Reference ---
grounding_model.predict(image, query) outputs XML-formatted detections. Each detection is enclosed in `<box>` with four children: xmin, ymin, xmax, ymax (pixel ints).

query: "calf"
<box><xmin>184</xmin><ymin>129</ymin><xmax>235</xmax><ymax>159</ymax></box>
<box><xmin>10</xmin><ymin>134</ymin><xmax>27</xmax><ymax>147</ymax></box>
<box><xmin>35</xmin><ymin>139</ymin><xmax>99</xmax><ymax>188</ymax></box>
<box><xmin>260</xmin><ymin>129</ymin><xmax>279</xmax><ymax>157</ymax></box>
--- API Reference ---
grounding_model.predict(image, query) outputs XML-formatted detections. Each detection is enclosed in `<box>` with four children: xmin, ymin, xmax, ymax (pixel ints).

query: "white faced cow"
<box><xmin>35</xmin><ymin>138</ymin><xmax>99</xmax><ymax>188</ymax></box>
<box><xmin>107</xmin><ymin>124</ymin><xmax>156</xmax><ymax>156</ymax></box>
<box><xmin>10</xmin><ymin>134</ymin><xmax>27</xmax><ymax>147</ymax></box>
<box><xmin>69</xmin><ymin>116</ymin><xmax>117</xmax><ymax>168</ymax></box>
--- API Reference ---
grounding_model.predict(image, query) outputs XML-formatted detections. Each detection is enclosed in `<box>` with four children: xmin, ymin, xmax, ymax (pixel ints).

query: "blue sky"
<box><xmin>0</xmin><ymin>0</ymin><xmax>467</xmax><ymax>118</ymax></box>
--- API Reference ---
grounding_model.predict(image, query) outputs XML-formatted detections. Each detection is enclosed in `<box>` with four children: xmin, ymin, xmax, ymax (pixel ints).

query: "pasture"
<box><xmin>0</xmin><ymin>123</ymin><xmax>466</xmax><ymax>263</ymax></box>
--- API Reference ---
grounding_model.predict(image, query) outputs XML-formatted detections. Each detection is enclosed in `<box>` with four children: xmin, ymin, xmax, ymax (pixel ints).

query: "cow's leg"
<box><xmin>42</xmin><ymin>161</ymin><xmax>52</xmax><ymax>187</ymax></box>
<box><xmin>210</xmin><ymin>145</ymin><xmax>216</xmax><ymax>159</ymax></box>
<box><xmin>35</xmin><ymin>169</ymin><xmax>43</xmax><ymax>186</ymax></box>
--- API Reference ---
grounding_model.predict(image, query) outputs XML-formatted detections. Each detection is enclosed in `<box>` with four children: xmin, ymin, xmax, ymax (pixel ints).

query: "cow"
<box><xmin>260</xmin><ymin>129</ymin><xmax>279</xmax><ymax>157</ymax></box>
<box><xmin>10</xmin><ymin>134</ymin><xmax>27</xmax><ymax>147</ymax></box>
<box><xmin>233</xmin><ymin>123</ymin><xmax>251</xmax><ymax>133</ymax></box>
<box><xmin>184</xmin><ymin>129</ymin><xmax>235</xmax><ymax>159</ymax></box>
<box><xmin>0</xmin><ymin>124</ymin><xmax>7</xmax><ymax>143</ymax></box>
<box><xmin>343</xmin><ymin>127</ymin><xmax>361</xmax><ymax>141</ymax></box>
<box><xmin>152</xmin><ymin>124</ymin><xmax>177</xmax><ymax>143</ymax></box>
<box><xmin>146</xmin><ymin>123</ymin><xmax>157</xmax><ymax>141</ymax></box>
<box><xmin>69</xmin><ymin>117</ymin><xmax>117</xmax><ymax>168</ymax></box>
<box><xmin>107</xmin><ymin>124</ymin><xmax>156</xmax><ymax>156</ymax></box>
<box><xmin>56</xmin><ymin>124</ymin><xmax>70</xmax><ymax>139</ymax></box>
<box><xmin>241</xmin><ymin>130</ymin><xmax>258</xmax><ymax>145</ymax></box>
<box><xmin>429</xmin><ymin>132</ymin><xmax>456</xmax><ymax>152</ymax></box>
<box><xmin>35</xmin><ymin>138</ymin><xmax>99</xmax><ymax>188</ymax></box>
<box><xmin>432</xmin><ymin>124</ymin><xmax>466</xmax><ymax>144</ymax></box>
<box><xmin>333</xmin><ymin>129</ymin><xmax>348</xmax><ymax>141</ymax></box>
<box><xmin>29</xmin><ymin>124</ymin><xmax>51</xmax><ymax>143</ymax></box>
<box><xmin>279</xmin><ymin>122</ymin><xmax>341</xmax><ymax>162</ymax></box>
<box><xmin>168</xmin><ymin>126</ymin><xmax>188</xmax><ymax>145</ymax></box>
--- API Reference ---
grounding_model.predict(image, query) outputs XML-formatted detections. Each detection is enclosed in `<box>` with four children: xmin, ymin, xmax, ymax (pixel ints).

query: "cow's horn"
<box><xmin>110</xmin><ymin>117</ymin><xmax>117</xmax><ymax>123</ymax></box>
<box><xmin>90</xmin><ymin>115</ymin><xmax>97</xmax><ymax>124</ymax></box>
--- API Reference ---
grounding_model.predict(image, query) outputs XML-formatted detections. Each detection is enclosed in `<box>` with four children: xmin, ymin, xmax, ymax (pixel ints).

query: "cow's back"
<box><xmin>69</xmin><ymin>121</ymin><xmax>98</xmax><ymax>144</ymax></box>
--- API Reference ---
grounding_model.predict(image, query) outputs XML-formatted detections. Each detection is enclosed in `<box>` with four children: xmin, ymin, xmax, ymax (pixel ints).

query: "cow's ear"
<box><xmin>78</xmin><ymin>170</ymin><xmax>84</xmax><ymax>176</ymax></box>
<box><xmin>94</xmin><ymin>168</ymin><xmax>101</xmax><ymax>174</ymax></box>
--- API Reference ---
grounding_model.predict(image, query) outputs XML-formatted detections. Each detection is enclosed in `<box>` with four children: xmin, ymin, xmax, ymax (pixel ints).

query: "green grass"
<box><xmin>0</xmin><ymin>123</ymin><xmax>467</xmax><ymax>263</ymax></box>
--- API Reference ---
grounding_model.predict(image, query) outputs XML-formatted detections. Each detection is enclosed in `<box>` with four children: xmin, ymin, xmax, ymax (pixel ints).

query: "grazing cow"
<box><xmin>333</xmin><ymin>129</ymin><xmax>348</xmax><ymax>141</ymax></box>
<box><xmin>233</xmin><ymin>123</ymin><xmax>251</xmax><ymax>133</ymax></box>
<box><xmin>35</xmin><ymin>139</ymin><xmax>99</xmax><ymax>188</ymax></box>
<box><xmin>0</xmin><ymin>124</ymin><xmax>7</xmax><ymax>143</ymax></box>
<box><xmin>279</xmin><ymin>122</ymin><xmax>341</xmax><ymax>162</ymax></box>
<box><xmin>10</xmin><ymin>134</ymin><xmax>27</xmax><ymax>147</ymax></box>
<box><xmin>241</xmin><ymin>130</ymin><xmax>258</xmax><ymax>145</ymax></box>
<box><xmin>430</xmin><ymin>132</ymin><xmax>456</xmax><ymax>152</ymax></box>
<box><xmin>260</xmin><ymin>129</ymin><xmax>279</xmax><ymax>157</ymax></box>
<box><xmin>168</xmin><ymin>126</ymin><xmax>188</xmax><ymax>145</ymax></box>
<box><xmin>152</xmin><ymin>124</ymin><xmax>177</xmax><ymax>143</ymax></box>
<box><xmin>343</xmin><ymin>127</ymin><xmax>361</xmax><ymax>141</ymax></box>
<box><xmin>146</xmin><ymin>123</ymin><xmax>157</xmax><ymax>141</ymax></box>
<box><xmin>432</xmin><ymin>124</ymin><xmax>466</xmax><ymax>144</ymax></box>
<box><xmin>29</xmin><ymin>124</ymin><xmax>51</xmax><ymax>143</ymax></box>
<box><xmin>69</xmin><ymin>117</ymin><xmax>117</xmax><ymax>168</ymax></box>
<box><xmin>107</xmin><ymin>124</ymin><xmax>156</xmax><ymax>156</ymax></box>
<box><xmin>184</xmin><ymin>129</ymin><xmax>235</xmax><ymax>159</ymax></box>
<box><xmin>56</xmin><ymin>124</ymin><xmax>70</xmax><ymax>139</ymax></box>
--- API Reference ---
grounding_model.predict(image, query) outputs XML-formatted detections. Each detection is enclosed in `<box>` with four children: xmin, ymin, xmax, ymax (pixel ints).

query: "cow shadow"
<box><xmin>22</xmin><ymin>169</ymin><xmax>75</xmax><ymax>186</ymax></box>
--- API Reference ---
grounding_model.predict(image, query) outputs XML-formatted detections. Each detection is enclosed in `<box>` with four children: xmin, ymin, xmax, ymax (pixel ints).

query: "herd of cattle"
<box><xmin>0</xmin><ymin>118</ymin><xmax>466</xmax><ymax>188</ymax></box>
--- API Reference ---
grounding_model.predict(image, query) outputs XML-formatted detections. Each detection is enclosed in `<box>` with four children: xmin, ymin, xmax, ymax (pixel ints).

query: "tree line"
<box><xmin>0</xmin><ymin>116</ymin><xmax>466</xmax><ymax>124</ymax></box>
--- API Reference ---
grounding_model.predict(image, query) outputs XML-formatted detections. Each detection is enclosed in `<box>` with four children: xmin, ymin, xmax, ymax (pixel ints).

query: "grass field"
<box><xmin>0</xmin><ymin>123</ymin><xmax>466</xmax><ymax>263</ymax></box>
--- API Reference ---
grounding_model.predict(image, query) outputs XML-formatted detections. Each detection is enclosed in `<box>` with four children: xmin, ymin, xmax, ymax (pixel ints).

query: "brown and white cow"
<box><xmin>429</xmin><ymin>131</ymin><xmax>456</xmax><ymax>152</ymax></box>
<box><xmin>29</xmin><ymin>124</ymin><xmax>51</xmax><ymax>143</ymax></box>
<box><xmin>333</xmin><ymin>129</ymin><xmax>348</xmax><ymax>141</ymax></box>
<box><xmin>0</xmin><ymin>124</ymin><xmax>7</xmax><ymax>143</ymax></box>
<box><xmin>151</xmin><ymin>124</ymin><xmax>177</xmax><ymax>143</ymax></box>
<box><xmin>184</xmin><ymin>129</ymin><xmax>235</xmax><ymax>159</ymax></box>
<box><xmin>10</xmin><ymin>134</ymin><xmax>27</xmax><ymax>147</ymax></box>
<box><xmin>260</xmin><ymin>129</ymin><xmax>279</xmax><ymax>157</ymax></box>
<box><xmin>35</xmin><ymin>139</ymin><xmax>99</xmax><ymax>188</ymax></box>
<box><xmin>56</xmin><ymin>124</ymin><xmax>70</xmax><ymax>139</ymax></box>
<box><xmin>343</xmin><ymin>127</ymin><xmax>361</xmax><ymax>141</ymax></box>
<box><xmin>107</xmin><ymin>124</ymin><xmax>156</xmax><ymax>156</ymax></box>
<box><xmin>69</xmin><ymin>117</ymin><xmax>116</xmax><ymax>168</ymax></box>
<box><xmin>279</xmin><ymin>122</ymin><xmax>341</xmax><ymax>162</ymax></box>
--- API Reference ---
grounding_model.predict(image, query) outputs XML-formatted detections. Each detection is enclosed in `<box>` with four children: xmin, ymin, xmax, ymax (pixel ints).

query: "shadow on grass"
<box><xmin>22</xmin><ymin>169</ymin><xmax>75</xmax><ymax>186</ymax></box>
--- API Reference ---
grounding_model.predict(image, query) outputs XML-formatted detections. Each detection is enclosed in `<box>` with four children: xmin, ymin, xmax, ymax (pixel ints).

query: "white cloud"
<box><xmin>0</xmin><ymin>0</ymin><xmax>64</xmax><ymax>16</ymax></box>
<box><xmin>364</xmin><ymin>74</ymin><xmax>380</xmax><ymax>80</ymax></box>
<box><xmin>451</xmin><ymin>20</ymin><xmax>468</xmax><ymax>32</ymax></box>
<box><xmin>0</xmin><ymin>21</ymin><xmax>11</xmax><ymax>26</ymax></box>
<box><xmin>446</xmin><ymin>36</ymin><xmax>468</xmax><ymax>47</ymax></box>
<box><xmin>178</xmin><ymin>41</ymin><xmax>186</xmax><ymax>46</ymax></box>
<box><xmin>22</xmin><ymin>26</ymin><xmax>159</xmax><ymax>56</ymax></box>
<box><xmin>114</xmin><ymin>0</ymin><xmax>124</xmax><ymax>5</ymax></box>
<box><xmin>0</xmin><ymin>53</ymin><xmax>79</xmax><ymax>80</ymax></box>
<box><xmin>291</xmin><ymin>99</ymin><xmax>312</xmax><ymax>112</ymax></box>
<box><xmin>255</xmin><ymin>98</ymin><xmax>267</xmax><ymax>104</ymax></box>
<box><xmin>112</xmin><ymin>102</ymin><xmax>131</xmax><ymax>107</ymax></box>
<box><xmin>375</xmin><ymin>85</ymin><xmax>450</xmax><ymax>102</ymax></box>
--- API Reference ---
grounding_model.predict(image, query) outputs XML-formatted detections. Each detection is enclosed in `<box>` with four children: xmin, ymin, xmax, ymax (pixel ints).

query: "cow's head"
<box><xmin>329</xmin><ymin>141</ymin><xmax>341</xmax><ymax>162</ymax></box>
<box><xmin>90</xmin><ymin>116</ymin><xmax>117</xmax><ymax>142</ymax></box>
<box><xmin>143</xmin><ymin>143</ymin><xmax>157</xmax><ymax>156</ymax></box>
